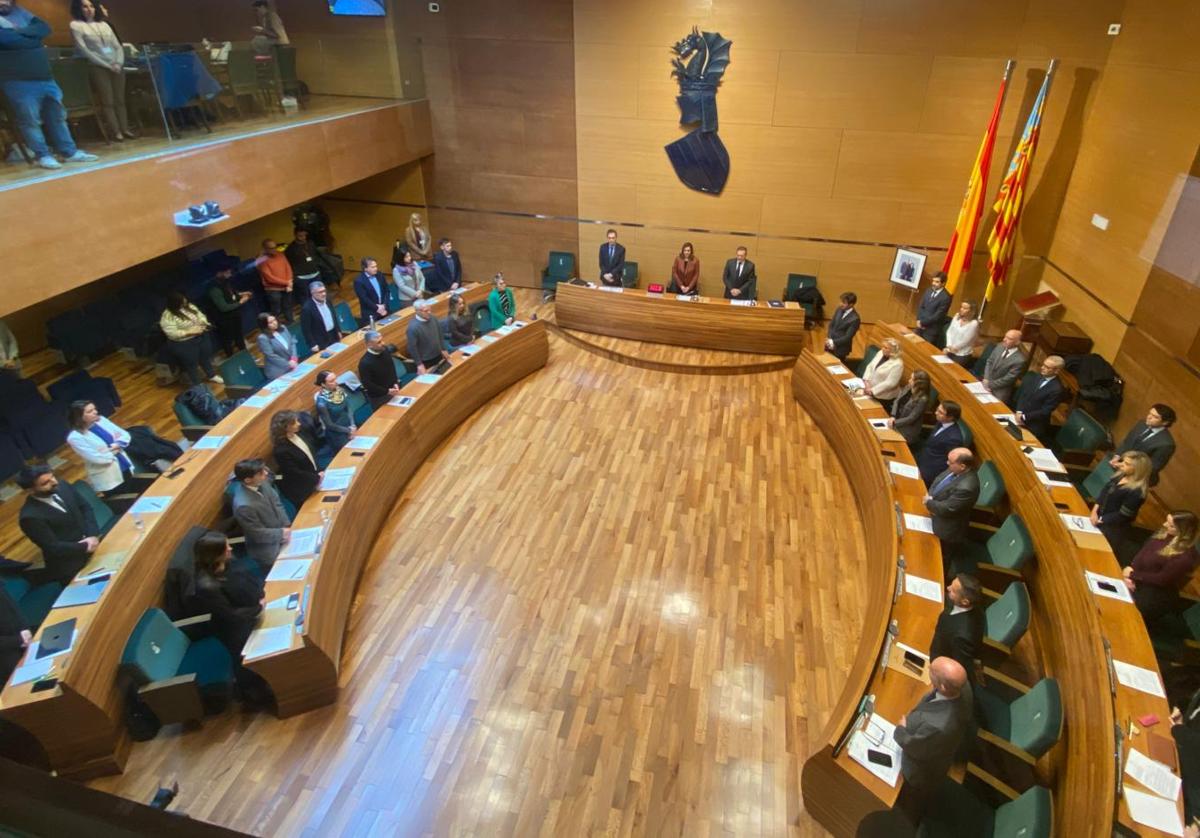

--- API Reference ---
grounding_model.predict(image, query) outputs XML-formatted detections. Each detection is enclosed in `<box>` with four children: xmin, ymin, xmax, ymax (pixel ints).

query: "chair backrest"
<box><xmin>1081</xmin><ymin>459</ymin><xmax>1117</xmax><ymax>502</ymax></box>
<box><xmin>163</xmin><ymin>525</ymin><xmax>210</xmax><ymax>621</ymax></box>
<box><xmin>785</xmin><ymin>273</ymin><xmax>817</xmax><ymax>298</ymax></box>
<box><xmin>334</xmin><ymin>302</ymin><xmax>359</xmax><ymax>334</ymax></box>
<box><xmin>226</xmin><ymin>48</ymin><xmax>259</xmax><ymax>90</ymax></box>
<box><xmin>344</xmin><ymin>388</ymin><xmax>372</xmax><ymax>425</ymax></box>
<box><xmin>50</xmin><ymin>58</ymin><xmax>94</xmax><ymax>111</ymax></box>
<box><xmin>1008</xmin><ymin>678</ymin><xmax>1063</xmax><ymax>758</ymax></box>
<box><xmin>173</xmin><ymin>398</ymin><xmax>206</xmax><ymax>429</ymax></box>
<box><xmin>385</xmin><ymin>282</ymin><xmax>402</xmax><ymax>313</ymax></box>
<box><xmin>986</xmin><ymin>582</ymin><xmax>1030</xmax><ymax>648</ymax></box>
<box><xmin>219</xmin><ymin>351</ymin><xmax>267</xmax><ymax>388</ymax></box>
<box><xmin>986</xmin><ymin>514</ymin><xmax>1035</xmax><ymax>571</ymax></box>
<box><xmin>1054</xmin><ymin>408</ymin><xmax>1108</xmax><ymax>454</ymax></box>
<box><xmin>856</xmin><ymin>345</ymin><xmax>880</xmax><ymax>377</ymax></box>
<box><xmin>473</xmin><ymin>305</ymin><xmax>491</xmax><ymax>334</ymax></box>
<box><xmin>621</xmin><ymin>261</ymin><xmax>639</xmax><ymax>288</ymax></box>
<box><xmin>975</xmin><ymin>461</ymin><xmax>1006</xmax><ymax>509</ymax></box>
<box><xmin>0</xmin><ymin>431</ymin><xmax>24</xmax><ymax>483</ymax></box>
<box><xmin>546</xmin><ymin>251</ymin><xmax>574</xmax><ymax>280</ymax></box>
<box><xmin>1</xmin><ymin>575</ymin><xmax>31</xmax><ymax>603</ymax></box>
<box><xmin>991</xmin><ymin>785</ymin><xmax>1052</xmax><ymax>838</ymax></box>
<box><xmin>121</xmin><ymin>608</ymin><xmax>189</xmax><ymax>685</ymax></box>
<box><xmin>956</xmin><ymin>419</ymin><xmax>974</xmax><ymax>449</ymax></box>
<box><xmin>71</xmin><ymin>480</ymin><xmax>115</xmax><ymax>534</ymax></box>
<box><xmin>288</xmin><ymin>322</ymin><xmax>312</xmax><ymax>358</ymax></box>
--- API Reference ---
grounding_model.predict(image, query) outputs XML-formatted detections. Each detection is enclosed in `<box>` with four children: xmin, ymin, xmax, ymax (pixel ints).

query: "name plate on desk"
<box><xmin>598</xmin><ymin>286</ymin><xmax>624</xmax><ymax>293</ymax></box>
<box><xmin>192</xmin><ymin>435</ymin><xmax>229</xmax><ymax>451</ymax></box>
<box><xmin>729</xmin><ymin>299</ymin><xmax>756</xmax><ymax>307</ymax></box>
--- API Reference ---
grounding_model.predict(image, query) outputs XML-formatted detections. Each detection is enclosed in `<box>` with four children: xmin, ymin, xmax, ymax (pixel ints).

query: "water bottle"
<box><xmin>132</xmin><ymin>513</ymin><xmax>145</xmax><ymax>537</ymax></box>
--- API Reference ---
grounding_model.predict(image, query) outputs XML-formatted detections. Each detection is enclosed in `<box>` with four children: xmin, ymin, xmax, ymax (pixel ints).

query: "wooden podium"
<box><xmin>1014</xmin><ymin>290</ymin><xmax>1060</xmax><ymax>342</ymax></box>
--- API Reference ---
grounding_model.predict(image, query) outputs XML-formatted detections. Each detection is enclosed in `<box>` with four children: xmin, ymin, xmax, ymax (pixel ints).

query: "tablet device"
<box><xmin>36</xmin><ymin>619</ymin><xmax>77</xmax><ymax>658</ymax></box>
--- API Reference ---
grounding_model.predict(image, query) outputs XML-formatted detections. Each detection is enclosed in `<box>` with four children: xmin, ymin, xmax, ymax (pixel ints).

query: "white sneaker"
<box><xmin>63</xmin><ymin>150</ymin><xmax>99</xmax><ymax>163</ymax></box>
<box><xmin>36</xmin><ymin>155</ymin><xmax>62</xmax><ymax>169</ymax></box>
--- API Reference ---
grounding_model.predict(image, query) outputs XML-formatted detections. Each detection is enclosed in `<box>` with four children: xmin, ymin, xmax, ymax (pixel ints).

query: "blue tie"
<box><xmin>931</xmin><ymin>472</ymin><xmax>955</xmax><ymax>495</ymax></box>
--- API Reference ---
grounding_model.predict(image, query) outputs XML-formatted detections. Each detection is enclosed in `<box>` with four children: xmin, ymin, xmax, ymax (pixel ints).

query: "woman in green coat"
<box><xmin>487</xmin><ymin>272</ymin><xmax>516</xmax><ymax>330</ymax></box>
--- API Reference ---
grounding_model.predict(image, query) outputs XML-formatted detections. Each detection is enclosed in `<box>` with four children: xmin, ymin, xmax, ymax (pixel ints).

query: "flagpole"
<box><xmin>973</xmin><ymin>59</ymin><xmax>1015</xmax><ymax>321</ymax></box>
<box><xmin>980</xmin><ymin>58</ymin><xmax>1056</xmax><ymax>321</ymax></box>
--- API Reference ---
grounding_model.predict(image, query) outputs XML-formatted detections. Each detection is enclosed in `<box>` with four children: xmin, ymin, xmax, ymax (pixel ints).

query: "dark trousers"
<box><xmin>214</xmin><ymin>312</ymin><xmax>246</xmax><ymax>357</ymax></box>
<box><xmin>265</xmin><ymin>289</ymin><xmax>293</xmax><ymax>323</ymax></box>
<box><xmin>167</xmin><ymin>335</ymin><xmax>216</xmax><ymax>384</ymax></box>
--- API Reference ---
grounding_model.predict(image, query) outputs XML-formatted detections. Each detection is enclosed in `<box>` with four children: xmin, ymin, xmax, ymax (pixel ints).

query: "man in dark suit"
<box><xmin>231</xmin><ymin>459</ymin><xmax>291</xmax><ymax>569</ymax></box>
<box><xmin>0</xmin><ymin>585</ymin><xmax>30</xmax><ymax>686</ymax></box>
<box><xmin>924</xmin><ymin>447</ymin><xmax>981</xmax><ymax>567</ymax></box>
<box><xmin>353</xmin><ymin>257</ymin><xmax>388</xmax><ymax>327</ymax></box>
<box><xmin>300</xmin><ymin>281</ymin><xmax>341</xmax><ymax>350</ymax></box>
<box><xmin>1015</xmin><ymin>355</ymin><xmax>1065</xmax><ymax>443</ymax></box>
<box><xmin>824</xmin><ymin>291</ymin><xmax>860</xmax><ymax>362</ymax></box>
<box><xmin>598</xmin><ymin>228</ymin><xmax>625</xmax><ymax>287</ymax></box>
<box><xmin>721</xmin><ymin>246</ymin><xmax>757</xmax><ymax>299</ymax></box>
<box><xmin>430</xmin><ymin>238</ymin><xmax>463</xmax><ymax>294</ymax></box>
<box><xmin>980</xmin><ymin>329</ymin><xmax>1027</xmax><ymax>404</ymax></box>
<box><xmin>914</xmin><ymin>271</ymin><xmax>952</xmax><ymax>346</ymax></box>
<box><xmin>893</xmin><ymin>657</ymin><xmax>975</xmax><ymax>822</ymax></box>
<box><xmin>1112</xmin><ymin>403</ymin><xmax>1177</xmax><ymax>486</ymax></box>
<box><xmin>358</xmin><ymin>329</ymin><xmax>401</xmax><ymax>409</ymax></box>
<box><xmin>15</xmin><ymin>465</ymin><xmax>99</xmax><ymax>585</ymax></box>
<box><xmin>929</xmin><ymin>574</ymin><xmax>985</xmax><ymax>681</ymax></box>
<box><xmin>918</xmin><ymin>401</ymin><xmax>964</xmax><ymax>485</ymax></box>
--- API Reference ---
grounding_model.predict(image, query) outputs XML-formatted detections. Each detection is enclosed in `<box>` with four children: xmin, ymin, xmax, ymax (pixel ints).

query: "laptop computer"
<box><xmin>36</xmin><ymin>618</ymin><xmax>77</xmax><ymax>659</ymax></box>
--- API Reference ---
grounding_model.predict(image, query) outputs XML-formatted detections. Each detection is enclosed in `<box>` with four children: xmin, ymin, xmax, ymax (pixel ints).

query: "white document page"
<box><xmin>905</xmin><ymin>574</ymin><xmax>943</xmax><ymax>603</ymax></box>
<box><xmin>1085</xmin><ymin>571</ymin><xmax>1134</xmax><ymax>603</ymax></box>
<box><xmin>278</xmin><ymin>528</ymin><xmax>322</xmax><ymax>560</ymax></box>
<box><xmin>1123</xmin><ymin>787</ymin><xmax>1183</xmax><ymax>836</ymax></box>
<box><xmin>1125</xmin><ymin>748</ymin><xmax>1182</xmax><ymax>801</ymax></box>
<box><xmin>1113</xmin><ymin>660</ymin><xmax>1167</xmax><ymax>698</ymax></box>
<box><xmin>903</xmin><ymin>514</ymin><xmax>935</xmax><ymax>534</ymax></box>
<box><xmin>889</xmin><ymin>461</ymin><xmax>920</xmax><ymax>480</ymax></box>
<box><xmin>265</xmin><ymin>558</ymin><xmax>314</xmax><ymax>583</ymax></box>
<box><xmin>320</xmin><ymin>467</ymin><xmax>356</xmax><ymax>491</ymax></box>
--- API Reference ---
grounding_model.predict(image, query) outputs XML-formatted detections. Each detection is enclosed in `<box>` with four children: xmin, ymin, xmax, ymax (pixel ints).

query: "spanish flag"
<box><xmin>986</xmin><ymin>62</ymin><xmax>1056</xmax><ymax>301</ymax></box>
<box><xmin>941</xmin><ymin>61</ymin><xmax>1012</xmax><ymax>296</ymax></box>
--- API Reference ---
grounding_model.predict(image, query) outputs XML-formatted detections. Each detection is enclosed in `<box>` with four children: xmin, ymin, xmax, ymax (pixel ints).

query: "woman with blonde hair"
<box><xmin>859</xmin><ymin>339</ymin><xmax>904</xmax><ymax>412</ymax></box>
<box><xmin>405</xmin><ymin>212</ymin><xmax>432</xmax><ymax>261</ymax></box>
<box><xmin>1124</xmin><ymin>511</ymin><xmax>1199</xmax><ymax>625</ymax></box>
<box><xmin>1092</xmin><ymin>450</ymin><xmax>1152</xmax><ymax>562</ymax></box>
<box><xmin>944</xmin><ymin>301</ymin><xmax>979</xmax><ymax>367</ymax></box>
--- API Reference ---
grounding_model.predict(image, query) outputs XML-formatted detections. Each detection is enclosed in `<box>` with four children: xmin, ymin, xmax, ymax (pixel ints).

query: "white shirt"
<box><xmin>314</xmin><ymin>300</ymin><xmax>334</xmax><ymax>330</ymax></box>
<box><xmin>945</xmin><ymin>317</ymin><xmax>979</xmax><ymax>356</ymax></box>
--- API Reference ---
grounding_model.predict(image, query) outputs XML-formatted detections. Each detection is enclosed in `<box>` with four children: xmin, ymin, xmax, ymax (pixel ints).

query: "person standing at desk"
<box><xmin>1091</xmin><ymin>450</ymin><xmax>1151</xmax><ymax>563</ymax></box>
<box><xmin>889</xmin><ymin>370</ymin><xmax>931</xmax><ymax>447</ymax></box>
<box><xmin>430</xmin><ymin>238</ymin><xmax>463</xmax><ymax>294</ymax></box>
<box><xmin>445</xmin><ymin>293</ymin><xmax>474</xmax><ymax>349</ymax></box>
<box><xmin>1124</xmin><ymin>511</ymin><xmax>1199</xmax><ymax>627</ymax></box>
<box><xmin>358</xmin><ymin>330</ymin><xmax>400</xmax><ymax>409</ymax></box>
<box><xmin>943</xmin><ymin>301</ymin><xmax>979</xmax><ymax>367</ymax></box>
<box><xmin>190</xmin><ymin>530</ymin><xmax>263</xmax><ymax>656</ymax></box>
<box><xmin>270</xmin><ymin>410</ymin><xmax>321</xmax><ymax>512</ymax></box>
<box><xmin>207</xmin><ymin>265</ymin><xmax>252</xmax><ymax>358</ymax></box>
<box><xmin>1112</xmin><ymin>403</ymin><xmax>1177</xmax><ymax>486</ymax></box>
<box><xmin>285</xmin><ymin>228</ymin><xmax>323</xmax><ymax>303</ymax></box>
<box><xmin>722</xmin><ymin>246</ymin><xmax>756</xmax><ymax>300</ymax></box>
<box><xmin>15</xmin><ymin>464</ymin><xmax>99</xmax><ymax>585</ymax></box>
<box><xmin>599</xmin><ymin>229</ymin><xmax>625</xmax><ymax>287</ymax></box>
<box><xmin>488</xmin><ymin>273</ymin><xmax>516</xmax><ymax>330</ymax></box>
<box><xmin>668</xmin><ymin>242</ymin><xmax>700</xmax><ymax>296</ymax></box>
<box><xmin>250</xmin><ymin>0</ymin><xmax>288</xmax><ymax>46</ymax></box>
<box><xmin>859</xmin><ymin>338</ymin><xmax>904</xmax><ymax>412</ymax></box>
<box><xmin>353</xmin><ymin>257</ymin><xmax>388</xmax><ymax>327</ymax></box>
<box><xmin>407</xmin><ymin>299</ymin><xmax>452</xmax><ymax>375</ymax></box>
<box><xmin>929</xmin><ymin>574</ymin><xmax>984</xmax><ymax>681</ymax></box>
<box><xmin>65</xmin><ymin>400</ymin><xmax>136</xmax><ymax>497</ymax></box>
<box><xmin>69</xmin><ymin>0</ymin><xmax>133</xmax><ymax>142</ymax></box>
<box><xmin>918</xmin><ymin>402</ymin><xmax>964</xmax><ymax>486</ymax></box>
<box><xmin>924</xmin><ymin>448</ymin><xmax>980</xmax><ymax>573</ymax></box>
<box><xmin>314</xmin><ymin>370</ymin><xmax>355</xmax><ymax>454</ymax></box>
<box><xmin>300</xmin><ymin>281</ymin><xmax>340</xmax><ymax>351</ymax></box>
<box><xmin>256</xmin><ymin>313</ymin><xmax>298</xmax><ymax>380</ymax></box>
<box><xmin>231</xmin><ymin>458</ymin><xmax>291</xmax><ymax>569</ymax></box>
<box><xmin>824</xmin><ymin>292</ymin><xmax>859</xmax><ymax>362</ymax></box>
<box><xmin>392</xmin><ymin>250</ymin><xmax>427</xmax><ymax>310</ymax></box>
<box><xmin>255</xmin><ymin>238</ymin><xmax>294</xmax><ymax>325</ymax></box>
<box><xmin>980</xmin><ymin>330</ymin><xmax>1026</xmax><ymax>405</ymax></box>
<box><xmin>1014</xmin><ymin>355</ymin><xmax>1065</xmax><ymax>442</ymax></box>
<box><xmin>914</xmin><ymin>272</ymin><xmax>952</xmax><ymax>346</ymax></box>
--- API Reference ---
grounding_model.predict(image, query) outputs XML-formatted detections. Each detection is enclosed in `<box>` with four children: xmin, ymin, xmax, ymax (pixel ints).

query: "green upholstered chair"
<box><xmin>1080</xmin><ymin>459</ymin><xmax>1117</xmax><ymax>503</ymax></box>
<box><xmin>289</xmin><ymin>322</ymin><xmax>313</xmax><ymax>358</ymax></box>
<box><xmin>71</xmin><ymin>480</ymin><xmax>116</xmax><ymax>536</ymax></box>
<box><xmin>917</xmin><ymin>781</ymin><xmax>1051</xmax><ymax>838</ymax></box>
<box><xmin>785</xmin><ymin>274</ymin><xmax>819</xmax><ymax>324</ymax></box>
<box><xmin>1053</xmin><ymin>408</ymin><xmax>1109</xmax><ymax>468</ymax></box>
<box><xmin>0</xmin><ymin>575</ymin><xmax>63</xmax><ymax>632</ymax></box>
<box><xmin>173</xmin><ymin>396</ymin><xmax>213</xmax><ymax>443</ymax></box>
<box><xmin>333</xmin><ymin>302</ymin><xmax>359</xmax><ymax>335</ymax></box>
<box><xmin>974</xmin><ymin>672</ymin><xmax>1063</xmax><ymax>786</ymax></box>
<box><xmin>974</xmin><ymin>461</ymin><xmax>1007</xmax><ymax>515</ymax></box>
<box><xmin>956</xmin><ymin>514</ymin><xmax>1035</xmax><ymax>584</ymax></box>
<box><xmin>541</xmin><ymin>251</ymin><xmax>575</xmax><ymax>297</ymax></box>
<box><xmin>385</xmin><ymin>283</ymin><xmax>402</xmax><ymax>314</ymax></box>
<box><xmin>1150</xmin><ymin>601</ymin><xmax>1200</xmax><ymax>665</ymax></box>
<box><xmin>51</xmin><ymin>57</ymin><xmax>108</xmax><ymax>142</ymax></box>
<box><xmin>120</xmin><ymin>608</ymin><xmax>234</xmax><ymax>725</ymax></box>
<box><xmin>473</xmin><ymin>304</ymin><xmax>492</xmax><ymax>335</ymax></box>
<box><xmin>856</xmin><ymin>345</ymin><xmax>880</xmax><ymax>377</ymax></box>
<box><xmin>983</xmin><ymin>581</ymin><xmax>1030</xmax><ymax>657</ymax></box>
<box><xmin>972</xmin><ymin>342</ymin><xmax>997</xmax><ymax>378</ymax></box>
<box><xmin>621</xmin><ymin>260</ymin><xmax>639</xmax><ymax>288</ymax></box>
<box><xmin>957</xmin><ymin>419</ymin><xmax>975</xmax><ymax>449</ymax></box>
<box><xmin>218</xmin><ymin>351</ymin><xmax>266</xmax><ymax>400</ymax></box>
<box><xmin>345</xmin><ymin>388</ymin><xmax>373</xmax><ymax>426</ymax></box>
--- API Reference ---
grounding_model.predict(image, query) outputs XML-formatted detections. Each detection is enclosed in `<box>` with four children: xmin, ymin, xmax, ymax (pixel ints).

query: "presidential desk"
<box><xmin>554</xmin><ymin>283</ymin><xmax>806</xmax><ymax>355</ymax></box>
<box><xmin>242</xmin><ymin>319</ymin><xmax>549</xmax><ymax>716</ymax></box>
<box><xmin>0</xmin><ymin>285</ymin><xmax>491</xmax><ymax>778</ymax></box>
<box><xmin>878</xmin><ymin>323</ymin><xmax>1182</xmax><ymax>837</ymax></box>
<box><xmin>792</xmin><ymin>350</ymin><xmax>945</xmax><ymax>835</ymax></box>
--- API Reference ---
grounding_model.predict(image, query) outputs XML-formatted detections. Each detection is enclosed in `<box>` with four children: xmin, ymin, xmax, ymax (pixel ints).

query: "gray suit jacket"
<box><xmin>893</xmin><ymin>683</ymin><xmax>974</xmax><ymax>790</ymax></box>
<box><xmin>232</xmin><ymin>480</ymin><xmax>290</xmax><ymax>566</ymax></box>
<box><xmin>981</xmin><ymin>345</ymin><xmax>1027</xmax><ymax>404</ymax></box>
<box><xmin>925</xmin><ymin>468</ymin><xmax>980</xmax><ymax>543</ymax></box>
<box><xmin>256</xmin><ymin>329</ymin><xmax>297</xmax><ymax>380</ymax></box>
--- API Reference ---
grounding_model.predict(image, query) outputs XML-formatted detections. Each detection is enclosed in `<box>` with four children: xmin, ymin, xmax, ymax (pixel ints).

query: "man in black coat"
<box><xmin>1015</xmin><ymin>355</ymin><xmax>1065</xmax><ymax>443</ymax></box>
<box><xmin>929</xmin><ymin>573</ymin><xmax>985</xmax><ymax>681</ymax></box>
<box><xmin>598</xmin><ymin>228</ymin><xmax>625</xmax><ymax>287</ymax></box>
<box><xmin>1112</xmin><ymin>403</ymin><xmax>1177</xmax><ymax>486</ymax></box>
<box><xmin>16</xmin><ymin>465</ymin><xmax>99</xmax><ymax>585</ymax></box>
<box><xmin>299</xmin><ymin>281</ymin><xmax>341</xmax><ymax>350</ymax></box>
<box><xmin>721</xmin><ymin>246</ymin><xmax>757</xmax><ymax>299</ymax></box>
<box><xmin>824</xmin><ymin>291</ymin><xmax>860</xmax><ymax>362</ymax></box>
<box><xmin>357</xmin><ymin>330</ymin><xmax>401</xmax><ymax>409</ymax></box>
<box><xmin>914</xmin><ymin>271</ymin><xmax>952</xmax><ymax>346</ymax></box>
<box><xmin>924</xmin><ymin>447</ymin><xmax>981</xmax><ymax>567</ymax></box>
<box><xmin>918</xmin><ymin>401</ymin><xmax>965</xmax><ymax>486</ymax></box>
<box><xmin>430</xmin><ymin>238</ymin><xmax>463</xmax><ymax>294</ymax></box>
<box><xmin>0</xmin><ymin>585</ymin><xmax>30</xmax><ymax>686</ymax></box>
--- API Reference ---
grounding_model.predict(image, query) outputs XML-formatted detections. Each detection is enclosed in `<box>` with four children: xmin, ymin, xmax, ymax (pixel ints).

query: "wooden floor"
<box><xmin>84</xmin><ymin>328</ymin><xmax>865</xmax><ymax>836</ymax></box>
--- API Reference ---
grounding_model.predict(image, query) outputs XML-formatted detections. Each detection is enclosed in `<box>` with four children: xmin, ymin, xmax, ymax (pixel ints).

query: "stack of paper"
<box><xmin>1113</xmin><ymin>660</ymin><xmax>1166</xmax><ymax>698</ymax></box>
<box><xmin>129</xmin><ymin>495</ymin><xmax>171</xmax><ymax>515</ymax></box>
<box><xmin>931</xmin><ymin>354</ymin><xmax>954</xmax><ymax>364</ymax></box>
<box><xmin>964</xmin><ymin>381</ymin><xmax>988</xmax><ymax>395</ymax></box>
<box><xmin>1026</xmin><ymin>447</ymin><xmax>1065</xmax><ymax>472</ymax></box>
<box><xmin>320</xmin><ymin>467</ymin><xmax>356</xmax><ymax>491</ymax></box>
<box><xmin>242</xmin><ymin>624</ymin><xmax>294</xmax><ymax>660</ymax></box>
<box><xmin>824</xmin><ymin>364</ymin><xmax>850</xmax><ymax>375</ymax></box>
<box><xmin>839</xmin><ymin>377</ymin><xmax>865</xmax><ymax>390</ymax></box>
<box><xmin>846</xmin><ymin>714</ymin><xmax>902</xmax><ymax>787</ymax></box>
<box><xmin>278</xmin><ymin>528</ymin><xmax>322</xmax><ymax>560</ymax></box>
<box><xmin>266</xmin><ymin>558</ymin><xmax>313</xmax><ymax>582</ymax></box>
<box><xmin>902</xmin><ymin>513</ymin><xmax>935</xmax><ymax>534</ymax></box>
<box><xmin>1124</xmin><ymin>787</ymin><xmax>1183</xmax><ymax>835</ymax></box>
<box><xmin>346</xmin><ymin>435</ymin><xmax>378</xmax><ymax>451</ymax></box>
<box><xmin>888</xmin><ymin>461</ymin><xmax>921</xmax><ymax>480</ymax></box>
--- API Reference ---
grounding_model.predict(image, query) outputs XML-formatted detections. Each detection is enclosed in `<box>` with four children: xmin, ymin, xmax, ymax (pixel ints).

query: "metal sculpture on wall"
<box><xmin>666</xmin><ymin>27</ymin><xmax>733</xmax><ymax>195</ymax></box>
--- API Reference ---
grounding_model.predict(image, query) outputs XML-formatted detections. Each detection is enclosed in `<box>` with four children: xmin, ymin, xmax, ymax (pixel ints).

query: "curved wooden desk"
<box><xmin>877</xmin><ymin>323</ymin><xmax>1181</xmax><ymax>837</ymax></box>
<box><xmin>794</xmin><ymin>351</ymin><xmax>945</xmax><ymax>835</ymax></box>
<box><xmin>242</xmin><ymin>319</ymin><xmax>549</xmax><ymax>717</ymax></box>
<box><xmin>0</xmin><ymin>285</ymin><xmax>491</xmax><ymax>778</ymax></box>
<box><xmin>554</xmin><ymin>282</ymin><xmax>806</xmax><ymax>355</ymax></box>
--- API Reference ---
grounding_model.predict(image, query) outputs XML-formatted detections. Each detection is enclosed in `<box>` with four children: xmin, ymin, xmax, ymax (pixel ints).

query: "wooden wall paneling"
<box><xmin>1016</xmin><ymin>0</ymin><xmax>1126</xmax><ymax>63</ymax></box>
<box><xmin>1038</xmin><ymin>262</ymin><xmax>1129</xmax><ymax>360</ymax></box>
<box><xmin>575</xmin><ymin>43</ymin><xmax>641</xmax><ymax>119</ymax></box>
<box><xmin>832</xmin><ymin>130</ymin><xmax>986</xmax><ymax>205</ymax></box>
<box><xmin>426</xmin><ymin>210</ymin><xmax>579</xmax><ymax>288</ymax></box>
<box><xmin>635</xmin><ymin>183</ymin><xmax>764</xmax><ymax>233</ymax></box>
<box><xmin>1107</xmin><ymin>0</ymin><xmax>1200</xmax><ymax>73</ymax></box>
<box><xmin>716</xmin><ymin>124</ymin><xmax>842</xmax><ymax>198</ymax></box>
<box><xmin>759</xmin><ymin>195</ymin><xmax>904</xmax><ymax>243</ymax></box>
<box><xmin>773</xmin><ymin>52</ymin><xmax>934</xmax><ymax>131</ymax></box>
<box><xmin>854</xmin><ymin>0</ymin><xmax>1026</xmax><ymax>58</ymax></box>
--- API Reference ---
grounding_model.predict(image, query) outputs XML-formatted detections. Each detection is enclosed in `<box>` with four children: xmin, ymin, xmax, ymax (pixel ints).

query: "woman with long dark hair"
<box><xmin>160</xmin><ymin>291</ymin><xmax>221</xmax><ymax>385</ymax></box>
<box><xmin>270</xmin><ymin>410</ymin><xmax>322</xmax><ymax>510</ymax></box>
<box><xmin>669</xmin><ymin>242</ymin><xmax>700</xmax><ymax>296</ymax></box>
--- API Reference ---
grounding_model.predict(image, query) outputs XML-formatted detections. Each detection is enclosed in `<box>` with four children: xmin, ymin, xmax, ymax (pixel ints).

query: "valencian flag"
<box><xmin>986</xmin><ymin>61</ymin><xmax>1057</xmax><ymax>301</ymax></box>
<box><xmin>941</xmin><ymin>60</ymin><xmax>1013</xmax><ymax>296</ymax></box>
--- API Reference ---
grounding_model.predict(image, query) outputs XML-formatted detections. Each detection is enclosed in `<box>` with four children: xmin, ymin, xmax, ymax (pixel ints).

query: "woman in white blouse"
<box><xmin>860</xmin><ymin>338</ymin><xmax>905</xmax><ymax>411</ymax></box>
<box><xmin>70</xmin><ymin>0</ymin><xmax>133</xmax><ymax>141</ymax></box>
<box><xmin>944</xmin><ymin>301</ymin><xmax>980</xmax><ymax>368</ymax></box>
<box><xmin>66</xmin><ymin>400</ymin><xmax>133</xmax><ymax>493</ymax></box>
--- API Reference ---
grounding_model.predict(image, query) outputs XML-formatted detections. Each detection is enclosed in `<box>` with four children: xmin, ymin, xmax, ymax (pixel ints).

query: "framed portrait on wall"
<box><xmin>889</xmin><ymin>247</ymin><xmax>926</xmax><ymax>290</ymax></box>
